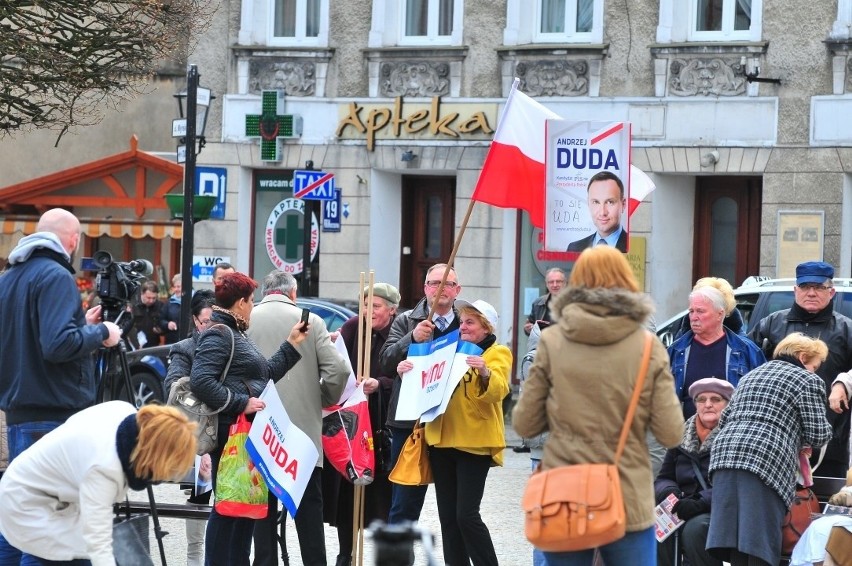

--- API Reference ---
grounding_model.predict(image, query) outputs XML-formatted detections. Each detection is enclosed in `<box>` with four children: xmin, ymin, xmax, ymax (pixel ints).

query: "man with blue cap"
<box><xmin>750</xmin><ymin>260</ymin><xmax>852</xmax><ymax>477</ymax></box>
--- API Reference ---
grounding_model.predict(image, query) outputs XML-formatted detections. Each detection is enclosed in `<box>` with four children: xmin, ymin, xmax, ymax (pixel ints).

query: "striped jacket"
<box><xmin>709</xmin><ymin>358</ymin><xmax>831</xmax><ymax>507</ymax></box>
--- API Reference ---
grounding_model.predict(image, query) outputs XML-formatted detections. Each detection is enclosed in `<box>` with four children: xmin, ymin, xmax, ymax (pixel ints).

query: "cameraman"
<box><xmin>131</xmin><ymin>280</ymin><xmax>164</xmax><ymax>348</ymax></box>
<box><xmin>0</xmin><ymin>208</ymin><xmax>121</xmax><ymax>563</ymax></box>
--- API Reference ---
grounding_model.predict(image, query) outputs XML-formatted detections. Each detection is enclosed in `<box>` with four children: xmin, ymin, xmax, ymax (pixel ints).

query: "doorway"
<box><xmin>692</xmin><ymin>176</ymin><xmax>762</xmax><ymax>287</ymax></box>
<box><xmin>399</xmin><ymin>176</ymin><xmax>456</xmax><ymax>307</ymax></box>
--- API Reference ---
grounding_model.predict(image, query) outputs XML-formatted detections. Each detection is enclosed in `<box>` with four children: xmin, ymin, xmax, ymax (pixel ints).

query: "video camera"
<box><xmin>370</xmin><ymin>521</ymin><xmax>437</xmax><ymax>566</ymax></box>
<box><xmin>89</xmin><ymin>250</ymin><xmax>153</xmax><ymax>323</ymax></box>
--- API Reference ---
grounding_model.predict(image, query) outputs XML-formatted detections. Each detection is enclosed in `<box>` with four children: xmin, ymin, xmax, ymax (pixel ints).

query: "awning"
<box><xmin>1</xmin><ymin>217</ymin><xmax>182</xmax><ymax>240</ymax></box>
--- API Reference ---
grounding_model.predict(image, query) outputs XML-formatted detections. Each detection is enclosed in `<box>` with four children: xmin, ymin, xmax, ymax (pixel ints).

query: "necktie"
<box><xmin>435</xmin><ymin>316</ymin><xmax>447</xmax><ymax>331</ymax></box>
<box><xmin>596</xmin><ymin>239</ymin><xmax>608</xmax><ymax>246</ymax></box>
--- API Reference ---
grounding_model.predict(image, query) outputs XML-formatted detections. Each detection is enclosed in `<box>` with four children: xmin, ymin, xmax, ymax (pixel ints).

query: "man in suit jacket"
<box><xmin>249</xmin><ymin>270</ymin><xmax>349</xmax><ymax>566</ymax></box>
<box><xmin>567</xmin><ymin>170</ymin><xmax>628</xmax><ymax>253</ymax></box>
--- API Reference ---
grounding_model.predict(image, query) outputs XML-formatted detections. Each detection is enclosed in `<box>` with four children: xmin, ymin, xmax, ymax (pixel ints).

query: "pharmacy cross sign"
<box><xmin>245</xmin><ymin>90</ymin><xmax>303</xmax><ymax>162</ymax></box>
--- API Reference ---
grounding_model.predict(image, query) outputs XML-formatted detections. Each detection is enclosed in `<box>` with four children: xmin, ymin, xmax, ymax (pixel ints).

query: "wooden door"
<box><xmin>693</xmin><ymin>176</ymin><xmax>762</xmax><ymax>287</ymax></box>
<box><xmin>399</xmin><ymin>176</ymin><xmax>456</xmax><ymax>307</ymax></box>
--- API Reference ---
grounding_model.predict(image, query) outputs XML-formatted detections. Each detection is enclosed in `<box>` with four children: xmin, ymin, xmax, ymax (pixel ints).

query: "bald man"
<box><xmin>0</xmin><ymin>208</ymin><xmax>122</xmax><ymax>561</ymax></box>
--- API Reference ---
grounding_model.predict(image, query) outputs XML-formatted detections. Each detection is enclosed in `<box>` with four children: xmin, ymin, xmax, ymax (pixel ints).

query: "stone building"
<box><xmin>3</xmin><ymin>0</ymin><xmax>852</xmax><ymax>359</ymax></box>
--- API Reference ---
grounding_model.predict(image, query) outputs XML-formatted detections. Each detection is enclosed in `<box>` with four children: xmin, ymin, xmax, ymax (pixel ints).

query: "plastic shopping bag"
<box><xmin>321</xmin><ymin>383</ymin><xmax>375</xmax><ymax>485</ymax></box>
<box><xmin>214</xmin><ymin>414</ymin><xmax>269</xmax><ymax>519</ymax></box>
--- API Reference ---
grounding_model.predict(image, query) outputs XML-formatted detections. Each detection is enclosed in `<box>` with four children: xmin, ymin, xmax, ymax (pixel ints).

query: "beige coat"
<box><xmin>247</xmin><ymin>294</ymin><xmax>349</xmax><ymax>467</ymax></box>
<box><xmin>513</xmin><ymin>286</ymin><xmax>684</xmax><ymax>531</ymax></box>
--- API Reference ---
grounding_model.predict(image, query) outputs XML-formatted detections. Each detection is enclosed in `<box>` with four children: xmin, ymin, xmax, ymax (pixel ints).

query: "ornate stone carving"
<box><xmin>248</xmin><ymin>61</ymin><xmax>315</xmax><ymax>97</ymax></box>
<box><xmin>380</xmin><ymin>62</ymin><xmax>450</xmax><ymax>97</ymax></box>
<box><xmin>516</xmin><ymin>60</ymin><xmax>589</xmax><ymax>96</ymax></box>
<box><xmin>668</xmin><ymin>58</ymin><xmax>747</xmax><ymax>97</ymax></box>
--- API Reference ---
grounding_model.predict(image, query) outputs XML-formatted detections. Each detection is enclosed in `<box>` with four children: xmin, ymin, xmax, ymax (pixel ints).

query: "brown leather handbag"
<box><xmin>781</xmin><ymin>486</ymin><xmax>819</xmax><ymax>555</ymax></box>
<box><xmin>521</xmin><ymin>332</ymin><xmax>653</xmax><ymax>552</ymax></box>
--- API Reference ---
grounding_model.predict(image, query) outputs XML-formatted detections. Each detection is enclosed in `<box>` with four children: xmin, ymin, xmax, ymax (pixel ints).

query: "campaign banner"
<box><xmin>246</xmin><ymin>381</ymin><xmax>319</xmax><ymax>518</ymax></box>
<box><xmin>394</xmin><ymin>329</ymin><xmax>460</xmax><ymax>421</ymax></box>
<box><xmin>420</xmin><ymin>341</ymin><xmax>483</xmax><ymax>423</ymax></box>
<box><xmin>544</xmin><ymin>120</ymin><xmax>631</xmax><ymax>254</ymax></box>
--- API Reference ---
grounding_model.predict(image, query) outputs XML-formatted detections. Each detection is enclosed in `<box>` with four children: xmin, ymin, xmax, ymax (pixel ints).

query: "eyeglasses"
<box><xmin>694</xmin><ymin>395</ymin><xmax>726</xmax><ymax>405</ymax></box>
<box><xmin>194</xmin><ymin>316</ymin><xmax>212</xmax><ymax>327</ymax></box>
<box><xmin>425</xmin><ymin>280</ymin><xmax>458</xmax><ymax>288</ymax></box>
<box><xmin>797</xmin><ymin>283</ymin><xmax>832</xmax><ymax>293</ymax></box>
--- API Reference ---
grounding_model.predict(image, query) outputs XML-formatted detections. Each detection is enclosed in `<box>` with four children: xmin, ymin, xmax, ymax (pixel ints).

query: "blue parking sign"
<box><xmin>322</xmin><ymin>190</ymin><xmax>341</xmax><ymax>232</ymax></box>
<box><xmin>196</xmin><ymin>167</ymin><xmax>227</xmax><ymax>219</ymax></box>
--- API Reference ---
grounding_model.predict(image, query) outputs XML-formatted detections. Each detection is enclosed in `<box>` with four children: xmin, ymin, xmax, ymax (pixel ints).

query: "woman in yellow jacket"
<box><xmin>424</xmin><ymin>299</ymin><xmax>511</xmax><ymax>566</ymax></box>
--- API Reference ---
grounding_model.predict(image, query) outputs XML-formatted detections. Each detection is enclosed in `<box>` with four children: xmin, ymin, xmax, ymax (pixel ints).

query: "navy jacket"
<box><xmin>0</xmin><ymin>250</ymin><xmax>109</xmax><ymax>424</ymax></box>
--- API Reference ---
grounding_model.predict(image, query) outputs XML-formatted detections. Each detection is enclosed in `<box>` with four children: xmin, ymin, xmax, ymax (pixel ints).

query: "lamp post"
<box><xmin>173</xmin><ymin>65</ymin><xmax>213</xmax><ymax>338</ymax></box>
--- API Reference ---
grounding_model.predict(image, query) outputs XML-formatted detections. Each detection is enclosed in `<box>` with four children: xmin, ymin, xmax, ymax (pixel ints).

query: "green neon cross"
<box><xmin>245</xmin><ymin>91</ymin><xmax>298</xmax><ymax>162</ymax></box>
<box><xmin>276</xmin><ymin>215</ymin><xmax>303</xmax><ymax>260</ymax></box>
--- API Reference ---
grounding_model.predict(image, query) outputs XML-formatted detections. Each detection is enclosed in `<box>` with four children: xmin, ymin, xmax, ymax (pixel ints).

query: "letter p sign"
<box><xmin>195</xmin><ymin>166</ymin><xmax>228</xmax><ymax>220</ymax></box>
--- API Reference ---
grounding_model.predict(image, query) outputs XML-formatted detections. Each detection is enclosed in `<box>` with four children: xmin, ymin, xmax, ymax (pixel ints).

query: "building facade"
<box><xmin>3</xmin><ymin>0</ymin><xmax>852</xmax><ymax>361</ymax></box>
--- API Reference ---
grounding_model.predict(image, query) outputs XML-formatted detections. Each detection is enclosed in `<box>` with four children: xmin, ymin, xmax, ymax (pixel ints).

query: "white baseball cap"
<box><xmin>454</xmin><ymin>299</ymin><xmax>499</xmax><ymax>331</ymax></box>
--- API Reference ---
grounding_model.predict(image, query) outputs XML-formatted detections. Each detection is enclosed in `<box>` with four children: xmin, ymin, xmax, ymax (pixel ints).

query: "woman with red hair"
<box><xmin>190</xmin><ymin>272</ymin><xmax>308</xmax><ymax>566</ymax></box>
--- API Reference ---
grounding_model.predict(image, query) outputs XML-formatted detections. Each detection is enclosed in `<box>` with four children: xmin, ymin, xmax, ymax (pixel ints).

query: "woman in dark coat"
<box><xmin>707</xmin><ymin>332</ymin><xmax>832</xmax><ymax>566</ymax></box>
<box><xmin>322</xmin><ymin>283</ymin><xmax>398</xmax><ymax>566</ymax></box>
<box><xmin>654</xmin><ymin>377</ymin><xmax>733</xmax><ymax>566</ymax></box>
<box><xmin>190</xmin><ymin>272</ymin><xmax>307</xmax><ymax>566</ymax></box>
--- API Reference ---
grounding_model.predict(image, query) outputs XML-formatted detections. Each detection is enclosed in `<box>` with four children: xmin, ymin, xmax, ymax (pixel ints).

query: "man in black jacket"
<box><xmin>380</xmin><ymin>263</ymin><xmax>462</xmax><ymax>524</ymax></box>
<box><xmin>523</xmin><ymin>267</ymin><xmax>566</xmax><ymax>335</ymax></box>
<box><xmin>749</xmin><ymin>261</ymin><xmax>852</xmax><ymax>477</ymax></box>
<box><xmin>0</xmin><ymin>208</ymin><xmax>121</xmax><ymax>563</ymax></box>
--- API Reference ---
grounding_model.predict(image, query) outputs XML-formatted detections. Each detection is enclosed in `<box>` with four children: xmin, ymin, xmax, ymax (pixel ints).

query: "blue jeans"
<box><xmin>387</xmin><ymin>425</ymin><xmax>427</xmax><ymax>524</ymax></box>
<box><xmin>543</xmin><ymin>527</ymin><xmax>656</xmax><ymax>566</ymax></box>
<box><xmin>530</xmin><ymin>459</ymin><xmax>547</xmax><ymax>566</ymax></box>
<box><xmin>0</xmin><ymin>421</ymin><xmax>63</xmax><ymax>566</ymax></box>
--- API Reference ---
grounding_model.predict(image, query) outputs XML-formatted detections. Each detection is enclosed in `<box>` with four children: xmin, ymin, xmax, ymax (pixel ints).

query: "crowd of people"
<box><xmin>2</xmin><ymin>208</ymin><xmax>852</xmax><ymax>565</ymax></box>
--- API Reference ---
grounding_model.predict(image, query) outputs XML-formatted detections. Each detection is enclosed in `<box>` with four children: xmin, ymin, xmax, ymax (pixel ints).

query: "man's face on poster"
<box><xmin>587</xmin><ymin>178</ymin><xmax>625</xmax><ymax>238</ymax></box>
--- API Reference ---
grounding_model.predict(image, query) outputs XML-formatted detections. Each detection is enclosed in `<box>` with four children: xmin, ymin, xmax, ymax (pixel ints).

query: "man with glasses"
<box><xmin>524</xmin><ymin>267</ymin><xmax>566</xmax><ymax>335</ymax></box>
<box><xmin>380</xmin><ymin>263</ymin><xmax>462</xmax><ymax>524</ymax></box>
<box><xmin>749</xmin><ymin>261</ymin><xmax>852</xmax><ymax>477</ymax></box>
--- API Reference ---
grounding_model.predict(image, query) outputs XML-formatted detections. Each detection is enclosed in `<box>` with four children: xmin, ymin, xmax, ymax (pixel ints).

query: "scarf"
<box><xmin>115</xmin><ymin>414</ymin><xmax>150</xmax><ymax>492</ymax></box>
<box><xmin>212</xmin><ymin>304</ymin><xmax>249</xmax><ymax>332</ymax></box>
<box><xmin>695</xmin><ymin>415</ymin><xmax>714</xmax><ymax>444</ymax></box>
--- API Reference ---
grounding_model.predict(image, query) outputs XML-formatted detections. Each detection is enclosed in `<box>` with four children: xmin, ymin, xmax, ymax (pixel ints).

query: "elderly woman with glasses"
<box><xmin>707</xmin><ymin>333</ymin><xmax>832</xmax><ymax>566</ymax></box>
<box><xmin>668</xmin><ymin>285</ymin><xmax>765</xmax><ymax>418</ymax></box>
<box><xmin>654</xmin><ymin>377</ymin><xmax>734</xmax><ymax>566</ymax></box>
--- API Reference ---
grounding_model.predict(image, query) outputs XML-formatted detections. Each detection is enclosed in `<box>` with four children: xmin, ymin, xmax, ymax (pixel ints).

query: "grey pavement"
<box><xmin>133</xmin><ymin>426</ymin><xmax>534</xmax><ymax>565</ymax></box>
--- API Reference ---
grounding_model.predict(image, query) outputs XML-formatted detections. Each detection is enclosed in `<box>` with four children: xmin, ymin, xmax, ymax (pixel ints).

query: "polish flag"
<box><xmin>472</xmin><ymin>79</ymin><xmax>655</xmax><ymax>227</ymax></box>
<box><xmin>471</xmin><ymin>79</ymin><xmax>559</xmax><ymax>229</ymax></box>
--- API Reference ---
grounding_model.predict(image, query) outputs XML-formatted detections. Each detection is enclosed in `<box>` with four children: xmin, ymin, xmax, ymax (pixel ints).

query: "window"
<box><xmin>503</xmin><ymin>0</ymin><xmax>603</xmax><ymax>45</ymax></box>
<box><xmin>656</xmin><ymin>0</ymin><xmax>761</xmax><ymax>43</ymax></box>
<box><xmin>689</xmin><ymin>0</ymin><xmax>756</xmax><ymax>40</ymax></box>
<box><xmin>536</xmin><ymin>0</ymin><xmax>595</xmax><ymax>42</ymax></box>
<box><xmin>269</xmin><ymin>0</ymin><xmax>327</xmax><ymax>45</ymax></box>
<box><xmin>401</xmin><ymin>0</ymin><xmax>454</xmax><ymax>45</ymax></box>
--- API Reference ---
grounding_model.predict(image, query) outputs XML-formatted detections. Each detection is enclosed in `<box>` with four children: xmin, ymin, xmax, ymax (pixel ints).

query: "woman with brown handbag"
<box><xmin>513</xmin><ymin>245</ymin><xmax>684</xmax><ymax>565</ymax></box>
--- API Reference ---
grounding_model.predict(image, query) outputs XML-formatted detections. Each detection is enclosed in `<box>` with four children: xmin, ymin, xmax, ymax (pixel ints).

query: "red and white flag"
<box><xmin>472</xmin><ymin>79</ymin><xmax>654</xmax><ymax>226</ymax></box>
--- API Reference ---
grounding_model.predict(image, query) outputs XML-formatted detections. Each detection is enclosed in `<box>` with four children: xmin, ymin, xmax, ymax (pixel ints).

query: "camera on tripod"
<box><xmin>90</xmin><ymin>251</ymin><xmax>153</xmax><ymax>323</ymax></box>
<box><xmin>370</xmin><ymin>520</ymin><xmax>438</xmax><ymax>566</ymax></box>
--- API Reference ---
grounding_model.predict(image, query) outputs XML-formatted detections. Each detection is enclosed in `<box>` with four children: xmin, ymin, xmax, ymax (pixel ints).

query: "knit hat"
<box><xmin>365</xmin><ymin>282</ymin><xmax>400</xmax><ymax>306</ymax></box>
<box><xmin>454</xmin><ymin>299</ymin><xmax>499</xmax><ymax>331</ymax></box>
<box><xmin>688</xmin><ymin>377</ymin><xmax>735</xmax><ymax>401</ymax></box>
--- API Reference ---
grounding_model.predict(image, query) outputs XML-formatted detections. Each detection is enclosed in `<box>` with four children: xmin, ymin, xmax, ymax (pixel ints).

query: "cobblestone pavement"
<box><xmin>133</xmin><ymin>427</ymin><xmax>534</xmax><ymax>565</ymax></box>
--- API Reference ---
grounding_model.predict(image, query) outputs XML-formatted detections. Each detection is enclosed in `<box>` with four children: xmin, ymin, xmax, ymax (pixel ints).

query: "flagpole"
<box><xmin>426</xmin><ymin>80</ymin><xmax>521</xmax><ymax>320</ymax></box>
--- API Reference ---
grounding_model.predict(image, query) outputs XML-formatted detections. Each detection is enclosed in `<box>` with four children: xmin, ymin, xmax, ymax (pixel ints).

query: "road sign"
<box><xmin>196</xmin><ymin>167</ymin><xmax>227</xmax><ymax>220</ymax></box>
<box><xmin>192</xmin><ymin>255</ymin><xmax>231</xmax><ymax>283</ymax></box>
<box><xmin>176</xmin><ymin>145</ymin><xmax>186</xmax><ymax>164</ymax></box>
<box><xmin>293</xmin><ymin>169</ymin><xmax>335</xmax><ymax>200</ymax></box>
<box><xmin>322</xmin><ymin>189</ymin><xmax>341</xmax><ymax>232</ymax></box>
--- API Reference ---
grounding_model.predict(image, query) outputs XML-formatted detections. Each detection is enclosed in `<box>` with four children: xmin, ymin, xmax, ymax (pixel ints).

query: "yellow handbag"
<box><xmin>388</xmin><ymin>421</ymin><xmax>433</xmax><ymax>486</ymax></box>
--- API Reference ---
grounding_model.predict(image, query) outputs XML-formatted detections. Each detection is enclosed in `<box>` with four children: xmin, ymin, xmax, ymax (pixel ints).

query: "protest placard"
<box><xmin>394</xmin><ymin>330</ymin><xmax>460</xmax><ymax>421</ymax></box>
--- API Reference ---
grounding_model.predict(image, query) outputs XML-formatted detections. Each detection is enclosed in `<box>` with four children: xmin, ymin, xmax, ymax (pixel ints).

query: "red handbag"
<box><xmin>781</xmin><ymin>487</ymin><xmax>819</xmax><ymax>555</ymax></box>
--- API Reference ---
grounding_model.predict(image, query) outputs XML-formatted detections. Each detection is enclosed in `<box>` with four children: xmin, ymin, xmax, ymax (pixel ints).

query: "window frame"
<box><xmin>687</xmin><ymin>0</ymin><xmax>761</xmax><ymax>42</ymax></box>
<box><xmin>398</xmin><ymin>0</ymin><xmax>458</xmax><ymax>46</ymax></box>
<box><xmin>503</xmin><ymin>0</ymin><xmax>603</xmax><ymax>46</ymax></box>
<box><xmin>533</xmin><ymin>0</ymin><xmax>598</xmax><ymax>43</ymax></box>
<box><xmin>267</xmin><ymin>0</ymin><xmax>328</xmax><ymax>47</ymax></box>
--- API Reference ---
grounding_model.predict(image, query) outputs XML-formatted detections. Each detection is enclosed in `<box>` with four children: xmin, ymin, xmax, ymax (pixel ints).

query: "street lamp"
<box><xmin>173</xmin><ymin>65</ymin><xmax>214</xmax><ymax>338</ymax></box>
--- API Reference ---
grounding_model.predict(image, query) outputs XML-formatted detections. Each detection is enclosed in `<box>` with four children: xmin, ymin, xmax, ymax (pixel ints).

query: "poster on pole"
<box><xmin>544</xmin><ymin>120</ymin><xmax>631</xmax><ymax>254</ymax></box>
<box><xmin>246</xmin><ymin>381</ymin><xmax>319</xmax><ymax>518</ymax></box>
<box><xmin>394</xmin><ymin>330</ymin><xmax>460</xmax><ymax>421</ymax></box>
<box><xmin>420</xmin><ymin>341</ymin><xmax>483</xmax><ymax>423</ymax></box>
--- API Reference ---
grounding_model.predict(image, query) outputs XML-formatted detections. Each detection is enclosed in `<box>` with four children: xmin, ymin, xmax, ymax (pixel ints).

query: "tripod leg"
<box><xmin>147</xmin><ymin>485</ymin><xmax>169</xmax><ymax>565</ymax></box>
